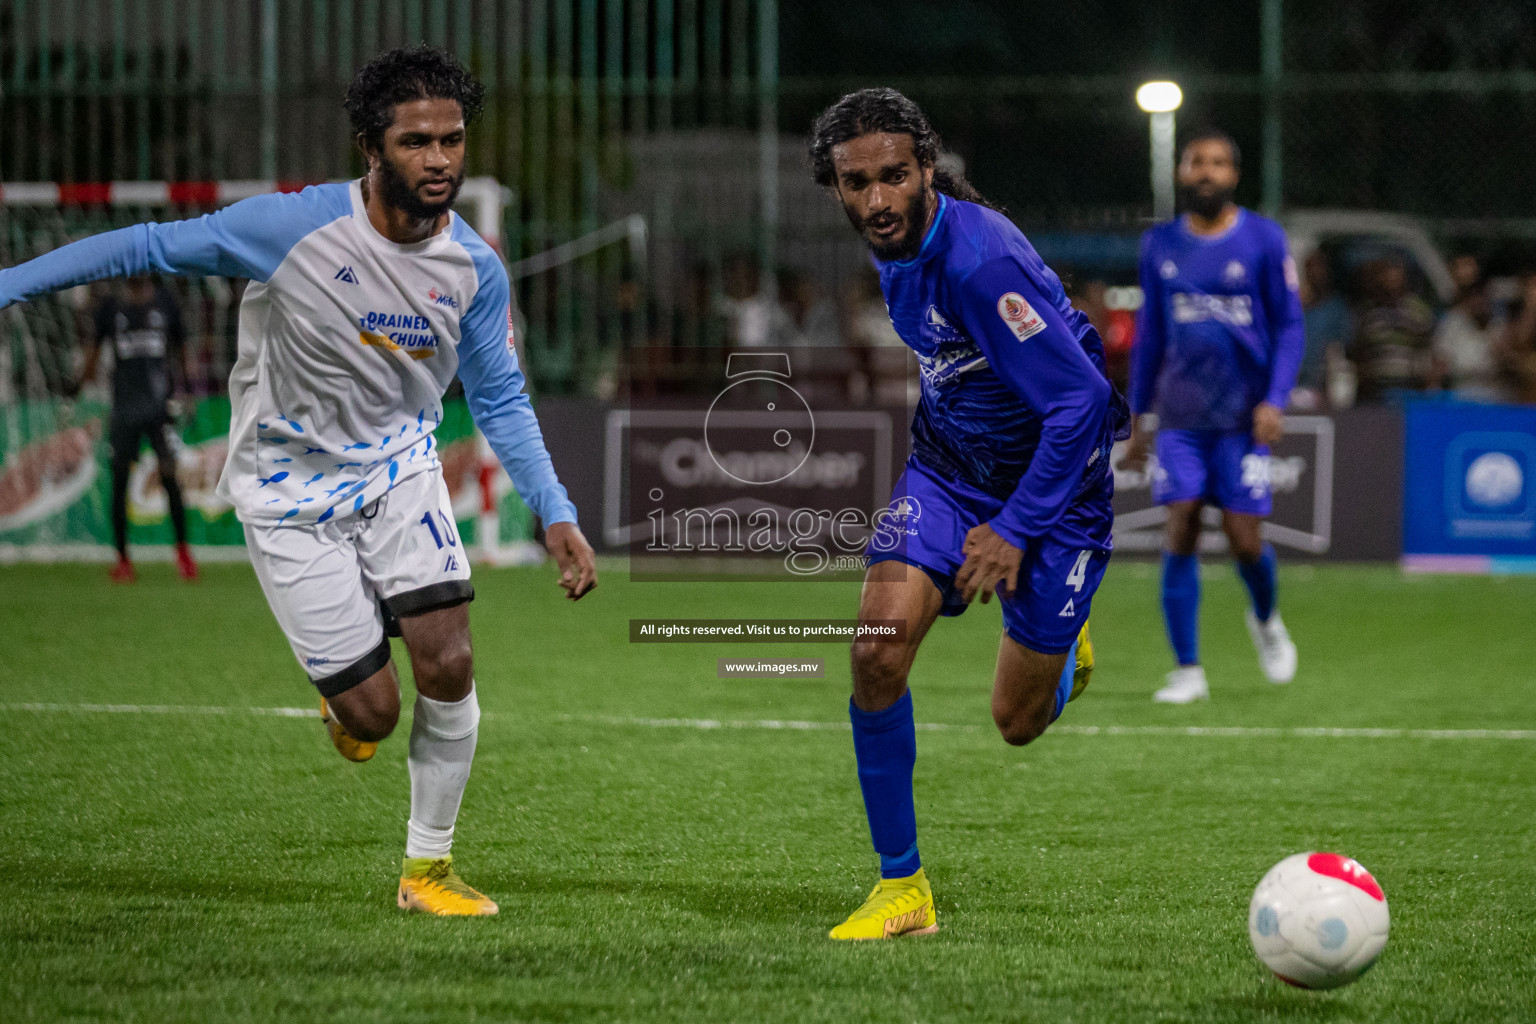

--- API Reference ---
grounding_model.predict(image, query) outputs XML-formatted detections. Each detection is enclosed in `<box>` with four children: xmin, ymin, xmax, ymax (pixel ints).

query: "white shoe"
<box><xmin>1246</xmin><ymin>610</ymin><xmax>1297</xmax><ymax>684</ymax></box>
<box><xmin>1153</xmin><ymin>665</ymin><xmax>1209</xmax><ymax>704</ymax></box>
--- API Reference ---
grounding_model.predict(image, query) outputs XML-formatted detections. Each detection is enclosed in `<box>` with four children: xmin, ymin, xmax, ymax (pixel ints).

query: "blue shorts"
<box><xmin>1153</xmin><ymin>428</ymin><xmax>1272</xmax><ymax>516</ymax></box>
<box><xmin>865</xmin><ymin>458</ymin><xmax>1113</xmax><ymax>655</ymax></box>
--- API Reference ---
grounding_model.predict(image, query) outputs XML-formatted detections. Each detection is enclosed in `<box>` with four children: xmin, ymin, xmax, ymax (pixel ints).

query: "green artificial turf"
<box><xmin>2</xmin><ymin>560</ymin><xmax>1533</xmax><ymax>1023</ymax></box>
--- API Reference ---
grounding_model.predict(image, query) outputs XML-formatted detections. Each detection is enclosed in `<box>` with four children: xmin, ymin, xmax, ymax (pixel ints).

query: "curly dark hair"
<box><xmin>808</xmin><ymin>87</ymin><xmax>996</xmax><ymax>209</ymax></box>
<box><xmin>343</xmin><ymin>45</ymin><xmax>485</xmax><ymax>149</ymax></box>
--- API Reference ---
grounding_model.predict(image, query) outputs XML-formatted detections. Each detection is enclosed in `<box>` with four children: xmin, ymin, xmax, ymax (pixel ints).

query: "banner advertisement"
<box><xmin>1403</xmin><ymin>402</ymin><xmax>1536</xmax><ymax>574</ymax></box>
<box><xmin>601</xmin><ymin>348</ymin><xmax>910</xmax><ymax>581</ymax></box>
<box><xmin>0</xmin><ymin>397</ymin><xmax>529</xmax><ymax>560</ymax></box>
<box><xmin>1110</xmin><ymin>416</ymin><xmax>1336</xmax><ymax>555</ymax></box>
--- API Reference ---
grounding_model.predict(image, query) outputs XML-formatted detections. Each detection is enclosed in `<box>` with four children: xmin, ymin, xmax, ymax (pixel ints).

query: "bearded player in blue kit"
<box><xmin>809</xmin><ymin>89</ymin><xmax>1128</xmax><ymax>940</ymax></box>
<box><xmin>1118</xmin><ymin>129</ymin><xmax>1305</xmax><ymax>704</ymax></box>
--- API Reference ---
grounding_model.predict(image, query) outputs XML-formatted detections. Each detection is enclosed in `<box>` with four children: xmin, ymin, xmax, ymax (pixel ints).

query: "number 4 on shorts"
<box><xmin>1060</xmin><ymin>550</ymin><xmax>1091</xmax><ymax>617</ymax></box>
<box><xmin>1065</xmin><ymin>550</ymin><xmax>1091</xmax><ymax>591</ymax></box>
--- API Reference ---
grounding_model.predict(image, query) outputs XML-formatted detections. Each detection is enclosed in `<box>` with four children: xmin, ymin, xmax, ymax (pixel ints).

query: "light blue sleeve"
<box><xmin>0</xmin><ymin>185</ymin><xmax>351</xmax><ymax>307</ymax></box>
<box><xmin>454</xmin><ymin>237</ymin><xmax>578</xmax><ymax>527</ymax></box>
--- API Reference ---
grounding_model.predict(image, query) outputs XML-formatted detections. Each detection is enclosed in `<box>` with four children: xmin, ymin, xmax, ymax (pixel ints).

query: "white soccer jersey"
<box><xmin>0</xmin><ymin>180</ymin><xmax>576</xmax><ymax>528</ymax></box>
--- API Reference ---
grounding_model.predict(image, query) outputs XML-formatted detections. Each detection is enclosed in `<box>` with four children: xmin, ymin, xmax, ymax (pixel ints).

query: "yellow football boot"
<box><xmin>1069</xmin><ymin>619</ymin><xmax>1095</xmax><ymax>703</ymax></box>
<box><xmin>319</xmin><ymin>697</ymin><xmax>378</xmax><ymax>763</ymax></box>
<box><xmin>828</xmin><ymin>868</ymin><xmax>938</xmax><ymax>940</ymax></box>
<box><xmin>397</xmin><ymin>856</ymin><xmax>499</xmax><ymax>916</ymax></box>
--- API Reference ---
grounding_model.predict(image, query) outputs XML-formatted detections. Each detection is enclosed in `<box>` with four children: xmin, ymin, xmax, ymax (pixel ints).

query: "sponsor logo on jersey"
<box><xmin>996</xmin><ymin>291</ymin><xmax>1047</xmax><ymax>341</ymax></box>
<box><xmin>334</xmin><ymin>265</ymin><xmax>359</xmax><ymax>284</ymax></box>
<box><xmin>113</xmin><ymin>328</ymin><xmax>169</xmax><ymax>360</ymax></box>
<box><xmin>1171</xmin><ymin>291</ymin><xmax>1254</xmax><ymax>327</ymax></box>
<box><xmin>357</xmin><ymin>310</ymin><xmax>440</xmax><ymax>359</ymax></box>
<box><xmin>506</xmin><ymin>306</ymin><xmax>517</xmax><ymax>355</ymax></box>
<box><xmin>428</xmin><ymin>287</ymin><xmax>459</xmax><ymax>309</ymax></box>
<box><xmin>916</xmin><ymin>344</ymin><xmax>988</xmax><ymax>387</ymax></box>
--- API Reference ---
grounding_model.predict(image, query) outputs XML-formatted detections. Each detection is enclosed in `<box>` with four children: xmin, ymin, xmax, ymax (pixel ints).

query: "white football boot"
<box><xmin>1153</xmin><ymin>665</ymin><xmax>1210</xmax><ymax>704</ymax></box>
<box><xmin>1246</xmin><ymin>610</ymin><xmax>1297</xmax><ymax>684</ymax></box>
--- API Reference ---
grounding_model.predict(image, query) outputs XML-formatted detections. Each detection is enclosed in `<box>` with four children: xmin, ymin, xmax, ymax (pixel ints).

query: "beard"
<box><xmin>378</xmin><ymin>155</ymin><xmax>464</xmax><ymax>221</ymax></box>
<box><xmin>846</xmin><ymin>186</ymin><xmax>933</xmax><ymax>262</ymax></box>
<box><xmin>1178</xmin><ymin>181</ymin><xmax>1236</xmax><ymax>221</ymax></box>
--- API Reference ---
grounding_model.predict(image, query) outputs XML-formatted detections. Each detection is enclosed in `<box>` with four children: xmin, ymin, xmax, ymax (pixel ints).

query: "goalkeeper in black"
<box><xmin>77</xmin><ymin>275</ymin><xmax>198</xmax><ymax>582</ymax></box>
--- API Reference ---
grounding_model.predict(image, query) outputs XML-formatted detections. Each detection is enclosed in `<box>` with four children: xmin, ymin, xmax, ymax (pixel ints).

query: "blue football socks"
<box><xmin>849</xmin><ymin>690</ymin><xmax>921</xmax><ymax>878</ymax></box>
<box><xmin>1236</xmin><ymin>543</ymin><xmax>1279</xmax><ymax>623</ymax></box>
<box><xmin>1162</xmin><ymin>551</ymin><xmax>1202</xmax><ymax>666</ymax></box>
<box><xmin>1051</xmin><ymin>636</ymin><xmax>1079</xmax><ymax>723</ymax></box>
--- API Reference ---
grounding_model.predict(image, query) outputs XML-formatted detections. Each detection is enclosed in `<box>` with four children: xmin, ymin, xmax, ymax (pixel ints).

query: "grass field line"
<box><xmin>1</xmin><ymin>702</ymin><xmax>322</xmax><ymax>717</ymax></box>
<box><xmin>6</xmin><ymin>703</ymin><xmax>1535</xmax><ymax>740</ymax></box>
<box><xmin>561</xmin><ymin>713</ymin><xmax>1536</xmax><ymax>741</ymax></box>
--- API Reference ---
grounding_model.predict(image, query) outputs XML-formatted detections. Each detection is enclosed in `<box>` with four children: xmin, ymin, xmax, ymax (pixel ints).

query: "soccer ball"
<box><xmin>1248</xmin><ymin>852</ymin><xmax>1389</xmax><ymax>990</ymax></box>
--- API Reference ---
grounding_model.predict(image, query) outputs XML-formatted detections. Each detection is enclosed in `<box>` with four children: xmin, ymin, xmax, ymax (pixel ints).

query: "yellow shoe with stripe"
<box><xmin>1069</xmin><ymin>619</ymin><xmax>1095</xmax><ymax>703</ymax></box>
<box><xmin>319</xmin><ymin>697</ymin><xmax>378</xmax><ymax>763</ymax></box>
<box><xmin>397</xmin><ymin>856</ymin><xmax>499</xmax><ymax>916</ymax></box>
<box><xmin>828</xmin><ymin>868</ymin><xmax>938</xmax><ymax>940</ymax></box>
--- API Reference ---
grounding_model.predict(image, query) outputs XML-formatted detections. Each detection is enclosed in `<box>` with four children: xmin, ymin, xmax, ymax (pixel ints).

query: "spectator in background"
<box><xmin>841</xmin><ymin>266</ymin><xmax>904</xmax><ymax>349</ymax></box>
<box><xmin>1298</xmin><ymin>250</ymin><xmax>1351</xmax><ymax>399</ymax></box>
<box><xmin>1431</xmin><ymin>255</ymin><xmax>1509</xmax><ymax>403</ymax></box>
<box><xmin>1349</xmin><ymin>256</ymin><xmax>1436</xmax><ymax>402</ymax></box>
<box><xmin>777</xmin><ymin>268</ymin><xmax>840</xmax><ymax>347</ymax></box>
<box><xmin>1500</xmin><ymin>272</ymin><xmax>1536</xmax><ymax>404</ymax></box>
<box><xmin>840</xmin><ymin>266</ymin><xmax>912</xmax><ymax>404</ymax></box>
<box><xmin>719</xmin><ymin>251</ymin><xmax>791</xmax><ymax>348</ymax></box>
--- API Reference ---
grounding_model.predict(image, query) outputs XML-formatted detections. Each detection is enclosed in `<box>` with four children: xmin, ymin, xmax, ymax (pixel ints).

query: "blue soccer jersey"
<box><xmin>875</xmin><ymin>193</ymin><xmax>1128</xmax><ymax>548</ymax></box>
<box><xmin>1131</xmin><ymin>210</ymin><xmax>1306</xmax><ymax>432</ymax></box>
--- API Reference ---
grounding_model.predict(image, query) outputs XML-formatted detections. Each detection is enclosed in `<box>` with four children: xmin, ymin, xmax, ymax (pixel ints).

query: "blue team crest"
<box><xmin>920</xmin><ymin>304</ymin><xmax>963</xmax><ymax>345</ymax></box>
<box><xmin>1224</xmin><ymin>260</ymin><xmax>1247</xmax><ymax>284</ymax></box>
<box><xmin>869</xmin><ymin>494</ymin><xmax>922</xmax><ymax>552</ymax></box>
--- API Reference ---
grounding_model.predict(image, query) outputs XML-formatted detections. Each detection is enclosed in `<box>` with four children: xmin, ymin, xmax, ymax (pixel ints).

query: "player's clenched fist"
<box><xmin>955</xmin><ymin>522</ymin><xmax>1023</xmax><ymax>605</ymax></box>
<box><xmin>1252</xmin><ymin>401</ymin><xmax>1285</xmax><ymax>447</ymax></box>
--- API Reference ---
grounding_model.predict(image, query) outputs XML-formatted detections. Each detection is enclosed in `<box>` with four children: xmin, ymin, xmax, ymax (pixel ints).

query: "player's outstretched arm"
<box><xmin>456</xmin><ymin>258</ymin><xmax>596</xmax><ymax>600</ymax></box>
<box><xmin>0</xmin><ymin>189</ymin><xmax>342</xmax><ymax>309</ymax></box>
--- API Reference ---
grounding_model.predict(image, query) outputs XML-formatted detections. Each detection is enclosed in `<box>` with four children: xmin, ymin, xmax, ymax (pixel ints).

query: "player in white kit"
<box><xmin>0</xmin><ymin>46</ymin><xmax>598</xmax><ymax>915</ymax></box>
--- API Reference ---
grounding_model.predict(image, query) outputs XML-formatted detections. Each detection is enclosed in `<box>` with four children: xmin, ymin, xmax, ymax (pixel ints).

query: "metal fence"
<box><xmin>1</xmin><ymin>0</ymin><xmax>783</xmax><ymax>392</ymax></box>
<box><xmin>4</xmin><ymin>1</ymin><xmax>1536</xmax><ymax>394</ymax></box>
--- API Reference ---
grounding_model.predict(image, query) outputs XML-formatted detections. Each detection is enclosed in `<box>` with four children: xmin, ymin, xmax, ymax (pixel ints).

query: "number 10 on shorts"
<box><xmin>420</xmin><ymin>510</ymin><xmax>459</xmax><ymax>549</ymax></box>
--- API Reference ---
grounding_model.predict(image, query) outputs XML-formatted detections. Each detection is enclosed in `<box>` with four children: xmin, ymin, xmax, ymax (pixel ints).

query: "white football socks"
<box><xmin>404</xmin><ymin>685</ymin><xmax>480</xmax><ymax>860</ymax></box>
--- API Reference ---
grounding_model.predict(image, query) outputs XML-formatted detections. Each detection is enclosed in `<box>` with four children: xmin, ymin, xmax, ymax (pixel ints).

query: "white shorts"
<box><xmin>244</xmin><ymin>466</ymin><xmax>473</xmax><ymax>695</ymax></box>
